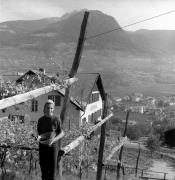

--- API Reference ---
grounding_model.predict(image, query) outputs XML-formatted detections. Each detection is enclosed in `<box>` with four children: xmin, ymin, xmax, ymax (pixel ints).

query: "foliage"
<box><xmin>0</xmin><ymin>117</ymin><xmax>39</xmax><ymax>178</ymax></box>
<box><xmin>126</xmin><ymin>125</ymin><xmax>142</xmax><ymax>140</ymax></box>
<box><xmin>0</xmin><ymin>80</ymin><xmax>28</xmax><ymax>99</ymax></box>
<box><xmin>146</xmin><ymin>135</ymin><xmax>160</xmax><ymax>156</ymax></box>
<box><xmin>0</xmin><ymin>79</ymin><xmax>118</xmax><ymax>178</ymax></box>
<box><xmin>0</xmin><ymin>80</ymin><xmax>47</xmax><ymax>100</ymax></box>
<box><xmin>126</xmin><ymin>122</ymin><xmax>151</xmax><ymax>140</ymax></box>
<box><xmin>152</xmin><ymin>119</ymin><xmax>168</xmax><ymax>140</ymax></box>
<box><xmin>62</xmin><ymin>122</ymin><xmax>100</xmax><ymax>173</ymax></box>
<box><xmin>0</xmin><ymin>117</ymin><xmax>114</xmax><ymax>179</ymax></box>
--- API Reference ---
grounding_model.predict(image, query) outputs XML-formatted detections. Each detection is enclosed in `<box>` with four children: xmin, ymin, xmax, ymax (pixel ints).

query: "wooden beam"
<box><xmin>62</xmin><ymin>113</ymin><xmax>113</xmax><ymax>155</ymax></box>
<box><xmin>68</xmin><ymin>11</ymin><xmax>90</xmax><ymax>78</ymax></box>
<box><xmin>116</xmin><ymin>110</ymin><xmax>130</xmax><ymax>179</ymax></box>
<box><xmin>58</xmin><ymin>11</ymin><xmax>89</xmax><ymax>179</ymax></box>
<box><xmin>105</xmin><ymin>137</ymin><xmax>128</xmax><ymax>161</ymax></box>
<box><xmin>0</xmin><ymin>144</ymin><xmax>38</xmax><ymax>151</ymax></box>
<box><xmin>0</xmin><ymin>78</ymin><xmax>77</xmax><ymax>110</ymax></box>
<box><xmin>90</xmin><ymin>113</ymin><xmax>113</xmax><ymax>133</ymax></box>
<box><xmin>60</xmin><ymin>11</ymin><xmax>89</xmax><ymax>123</ymax></box>
<box><xmin>0</xmin><ymin>114</ymin><xmax>113</xmax><ymax>153</ymax></box>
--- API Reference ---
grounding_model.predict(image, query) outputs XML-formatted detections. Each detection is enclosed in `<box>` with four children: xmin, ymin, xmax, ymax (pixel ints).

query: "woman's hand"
<box><xmin>38</xmin><ymin>132</ymin><xmax>56</xmax><ymax>145</ymax></box>
<box><xmin>37</xmin><ymin>135</ymin><xmax>41</xmax><ymax>142</ymax></box>
<box><xmin>48</xmin><ymin>138</ymin><xmax>56</xmax><ymax>147</ymax></box>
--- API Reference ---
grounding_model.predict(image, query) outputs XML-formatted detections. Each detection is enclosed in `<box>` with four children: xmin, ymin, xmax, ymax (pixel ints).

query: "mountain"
<box><xmin>0</xmin><ymin>10</ymin><xmax>137</xmax><ymax>52</ymax></box>
<box><xmin>0</xmin><ymin>18</ymin><xmax>60</xmax><ymax>46</ymax></box>
<box><xmin>130</xmin><ymin>29</ymin><xmax>175</xmax><ymax>57</ymax></box>
<box><xmin>1</xmin><ymin>10</ymin><xmax>175</xmax><ymax>97</ymax></box>
<box><xmin>1</xmin><ymin>10</ymin><xmax>175</xmax><ymax>56</ymax></box>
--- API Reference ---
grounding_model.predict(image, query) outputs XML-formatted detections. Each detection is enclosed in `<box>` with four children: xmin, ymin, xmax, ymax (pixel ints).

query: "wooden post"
<box><xmin>58</xmin><ymin>11</ymin><xmax>89</xmax><ymax>179</ymax></box>
<box><xmin>96</xmin><ymin>93</ymin><xmax>108</xmax><ymax>180</ymax></box>
<box><xmin>60</xmin><ymin>11</ymin><xmax>89</xmax><ymax>123</ymax></box>
<box><xmin>135</xmin><ymin>143</ymin><xmax>141</xmax><ymax>177</ymax></box>
<box><xmin>164</xmin><ymin>173</ymin><xmax>166</xmax><ymax>180</ymax></box>
<box><xmin>141</xmin><ymin>170</ymin><xmax>143</xmax><ymax>177</ymax></box>
<box><xmin>116</xmin><ymin>110</ymin><xmax>130</xmax><ymax>179</ymax></box>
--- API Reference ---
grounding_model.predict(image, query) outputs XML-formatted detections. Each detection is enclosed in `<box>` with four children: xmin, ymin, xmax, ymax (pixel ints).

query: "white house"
<box><xmin>0</xmin><ymin>88</ymin><xmax>82</xmax><ymax>130</ymax></box>
<box><xmin>72</xmin><ymin>73</ymin><xmax>105</xmax><ymax>125</ymax></box>
<box><xmin>0</xmin><ymin>71</ymin><xmax>106</xmax><ymax>130</ymax></box>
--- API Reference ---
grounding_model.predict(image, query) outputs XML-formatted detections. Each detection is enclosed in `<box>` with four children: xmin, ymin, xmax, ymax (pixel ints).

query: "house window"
<box><xmin>89</xmin><ymin>92</ymin><xmax>99</xmax><ymax>104</ymax></box>
<box><xmin>48</xmin><ymin>95</ymin><xmax>61</xmax><ymax>106</ymax></box>
<box><xmin>10</xmin><ymin>115</ymin><xmax>24</xmax><ymax>123</ymax></box>
<box><xmin>31</xmin><ymin>99</ymin><xmax>38</xmax><ymax>112</ymax></box>
<box><xmin>92</xmin><ymin>93</ymin><xmax>99</xmax><ymax>102</ymax></box>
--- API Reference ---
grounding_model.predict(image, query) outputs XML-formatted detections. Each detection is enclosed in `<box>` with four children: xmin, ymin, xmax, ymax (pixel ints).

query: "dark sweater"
<box><xmin>37</xmin><ymin>115</ymin><xmax>61</xmax><ymax>137</ymax></box>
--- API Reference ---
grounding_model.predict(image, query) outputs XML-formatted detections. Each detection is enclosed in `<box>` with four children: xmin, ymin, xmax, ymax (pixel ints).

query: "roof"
<box><xmin>0</xmin><ymin>75</ymin><xmax>20</xmax><ymax>82</ymax></box>
<box><xmin>56</xmin><ymin>88</ymin><xmax>83</xmax><ymax>111</ymax></box>
<box><xmin>16</xmin><ymin>70</ymin><xmax>51</xmax><ymax>83</ymax></box>
<box><xmin>54</xmin><ymin>73</ymin><xmax>105</xmax><ymax>111</ymax></box>
<box><xmin>70</xmin><ymin>73</ymin><xmax>105</xmax><ymax>107</ymax></box>
<box><xmin>15</xmin><ymin>71</ymin><xmax>106</xmax><ymax>110</ymax></box>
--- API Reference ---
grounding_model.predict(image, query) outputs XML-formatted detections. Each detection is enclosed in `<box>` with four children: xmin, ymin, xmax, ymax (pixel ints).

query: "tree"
<box><xmin>126</xmin><ymin>125</ymin><xmax>142</xmax><ymax>140</ymax></box>
<box><xmin>146</xmin><ymin>135</ymin><xmax>160</xmax><ymax>156</ymax></box>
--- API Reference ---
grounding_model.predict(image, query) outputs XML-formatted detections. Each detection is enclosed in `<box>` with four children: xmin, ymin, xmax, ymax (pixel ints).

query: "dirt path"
<box><xmin>148</xmin><ymin>159</ymin><xmax>175</xmax><ymax>180</ymax></box>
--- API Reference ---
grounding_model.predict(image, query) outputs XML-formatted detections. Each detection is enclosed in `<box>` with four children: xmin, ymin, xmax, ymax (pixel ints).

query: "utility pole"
<box><xmin>58</xmin><ymin>11</ymin><xmax>90</xmax><ymax>180</ymax></box>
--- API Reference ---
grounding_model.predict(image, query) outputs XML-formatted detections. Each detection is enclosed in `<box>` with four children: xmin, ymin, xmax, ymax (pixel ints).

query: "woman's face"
<box><xmin>44</xmin><ymin>103</ymin><xmax>54</xmax><ymax>117</ymax></box>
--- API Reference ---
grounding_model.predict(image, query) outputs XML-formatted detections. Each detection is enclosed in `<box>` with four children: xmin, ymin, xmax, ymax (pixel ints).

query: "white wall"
<box><xmin>80</xmin><ymin>91</ymin><xmax>103</xmax><ymax>124</ymax></box>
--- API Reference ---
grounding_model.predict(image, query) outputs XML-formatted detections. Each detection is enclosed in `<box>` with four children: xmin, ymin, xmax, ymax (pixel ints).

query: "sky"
<box><xmin>0</xmin><ymin>0</ymin><xmax>175</xmax><ymax>31</ymax></box>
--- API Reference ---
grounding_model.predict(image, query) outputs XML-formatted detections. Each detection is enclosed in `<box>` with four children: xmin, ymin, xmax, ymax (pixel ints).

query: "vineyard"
<box><xmin>0</xmin><ymin>76</ymin><xmax>121</xmax><ymax>180</ymax></box>
<box><xmin>0</xmin><ymin>116</ymin><xmax>103</xmax><ymax>179</ymax></box>
<box><xmin>0</xmin><ymin>113</ymin><xmax>151</xmax><ymax>180</ymax></box>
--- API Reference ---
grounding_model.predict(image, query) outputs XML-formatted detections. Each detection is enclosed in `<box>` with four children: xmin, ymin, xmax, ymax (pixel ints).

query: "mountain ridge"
<box><xmin>1</xmin><ymin>10</ymin><xmax>175</xmax><ymax>97</ymax></box>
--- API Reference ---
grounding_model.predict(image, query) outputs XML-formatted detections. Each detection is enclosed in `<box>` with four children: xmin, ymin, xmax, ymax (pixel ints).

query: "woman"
<box><xmin>37</xmin><ymin>100</ymin><xmax>64</xmax><ymax>180</ymax></box>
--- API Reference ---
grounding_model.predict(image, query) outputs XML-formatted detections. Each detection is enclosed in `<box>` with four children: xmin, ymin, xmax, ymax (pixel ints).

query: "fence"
<box><xmin>141</xmin><ymin>170</ymin><xmax>167</xmax><ymax>180</ymax></box>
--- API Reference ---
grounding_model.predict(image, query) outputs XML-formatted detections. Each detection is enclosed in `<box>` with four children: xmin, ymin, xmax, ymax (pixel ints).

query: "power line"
<box><xmin>86</xmin><ymin>9</ymin><xmax>175</xmax><ymax>40</ymax></box>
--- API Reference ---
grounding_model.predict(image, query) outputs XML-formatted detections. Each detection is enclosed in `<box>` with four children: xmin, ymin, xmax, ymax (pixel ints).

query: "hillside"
<box><xmin>1</xmin><ymin>10</ymin><xmax>175</xmax><ymax>97</ymax></box>
<box><xmin>130</xmin><ymin>29</ymin><xmax>175</xmax><ymax>57</ymax></box>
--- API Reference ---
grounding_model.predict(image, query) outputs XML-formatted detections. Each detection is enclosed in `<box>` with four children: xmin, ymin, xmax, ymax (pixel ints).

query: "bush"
<box><xmin>146</xmin><ymin>135</ymin><xmax>160</xmax><ymax>156</ymax></box>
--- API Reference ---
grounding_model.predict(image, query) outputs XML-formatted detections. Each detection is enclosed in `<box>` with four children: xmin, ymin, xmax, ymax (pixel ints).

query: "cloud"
<box><xmin>0</xmin><ymin>0</ymin><xmax>64</xmax><ymax>22</ymax></box>
<box><xmin>0</xmin><ymin>0</ymin><xmax>175</xmax><ymax>30</ymax></box>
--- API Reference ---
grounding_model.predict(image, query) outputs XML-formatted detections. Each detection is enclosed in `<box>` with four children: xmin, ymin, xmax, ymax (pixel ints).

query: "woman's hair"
<box><xmin>43</xmin><ymin>99</ymin><xmax>55</xmax><ymax>113</ymax></box>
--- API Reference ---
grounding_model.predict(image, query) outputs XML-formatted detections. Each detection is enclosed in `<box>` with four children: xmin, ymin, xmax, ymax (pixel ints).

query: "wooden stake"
<box><xmin>60</xmin><ymin>11</ymin><xmax>89</xmax><ymax>123</ymax></box>
<box><xmin>96</xmin><ymin>93</ymin><xmax>108</xmax><ymax>180</ymax></box>
<box><xmin>116</xmin><ymin>110</ymin><xmax>130</xmax><ymax>180</ymax></box>
<box><xmin>135</xmin><ymin>143</ymin><xmax>141</xmax><ymax>177</ymax></box>
<box><xmin>62</xmin><ymin>113</ymin><xmax>113</xmax><ymax>155</ymax></box>
<box><xmin>0</xmin><ymin>79</ymin><xmax>76</xmax><ymax>111</ymax></box>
